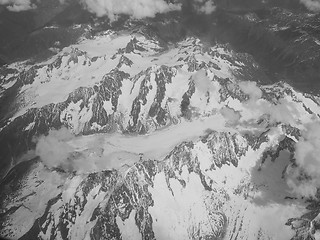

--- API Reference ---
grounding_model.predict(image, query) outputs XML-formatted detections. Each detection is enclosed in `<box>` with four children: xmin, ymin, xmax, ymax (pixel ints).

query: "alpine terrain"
<box><xmin>1</xmin><ymin>0</ymin><xmax>320</xmax><ymax>239</ymax></box>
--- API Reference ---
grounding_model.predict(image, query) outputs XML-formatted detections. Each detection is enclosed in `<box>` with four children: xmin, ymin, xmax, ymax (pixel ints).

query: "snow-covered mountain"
<box><xmin>1</xmin><ymin>5</ymin><xmax>320</xmax><ymax>240</ymax></box>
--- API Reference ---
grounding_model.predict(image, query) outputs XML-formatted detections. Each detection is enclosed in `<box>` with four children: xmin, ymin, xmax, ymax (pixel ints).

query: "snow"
<box><xmin>2</xmin><ymin>26</ymin><xmax>320</xmax><ymax>240</ymax></box>
<box><xmin>24</xmin><ymin>122</ymin><xmax>35</xmax><ymax>131</ymax></box>
<box><xmin>61</xmin><ymin>175</ymin><xmax>84</xmax><ymax>202</ymax></box>
<box><xmin>1</xmin><ymin>78</ymin><xmax>17</xmax><ymax>89</ymax></box>
<box><xmin>138</xmin><ymin>70</ymin><xmax>158</xmax><ymax>122</ymax></box>
<box><xmin>69</xmin><ymin>185</ymin><xmax>107</xmax><ymax>240</ymax></box>
<box><xmin>1</xmin><ymin>162</ymin><xmax>64</xmax><ymax>239</ymax></box>
<box><xmin>10</xmin><ymin>53</ymin><xmax>119</xmax><ymax>121</ymax></box>
<box><xmin>186</xmin><ymin>131</ymin><xmax>306</xmax><ymax>240</ymax></box>
<box><xmin>149</xmin><ymin>169</ymin><xmax>218</xmax><ymax>240</ymax></box>
<box><xmin>189</xmin><ymin>71</ymin><xmax>221</xmax><ymax>114</ymax></box>
<box><xmin>91</xmin><ymin>122</ymin><xmax>103</xmax><ymax>131</ymax></box>
<box><xmin>62</xmin><ymin>114</ymin><xmax>228</xmax><ymax>172</ymax></box>
<box><xmin>162</xmin><ymin>68</ymin><xmax>190</xmax><ymax>113</ymax></box>
<box><xmin>225</xmin><ymin>87</ymin><xmax>317</xmax><ymax>128</ymax></box>
<box><xmin>75</xmin><ymin>32</ymin><xmax>131</xmax><ymax>57</ymax></box>
<box><xmin>7</xmin><ymin>31</ymin><xmax>243</xmax><ymax>124</ymax></box>
<box><xmin>191</xmin><ymin>135</ymin><xmax>250</xmax><ymax>194</ymax></box>
<box><xmin>60</xmin><ymin>96</ymin><xmax>94</xmax><ymax>134</ymax></box>
<box><xmin>103</xmin><ymin>100</ymin><xmax>114</xmax><ymax>115</ymax></box>
<box><xmin>223</xmin><ymin>196</ymin><xmax>305</xmax><ymax>240</ymax></box>
<box><xmin>116</xmin><ymin>211</ymin><xmax>141</xmax><ymax>240</ymax></box>
<box><xmin>295</xmin><ymin>92</ymin><xmax>320</xmax><ymax>115</ymax></box>
<box><xmin>116</xmin><ymin>76</ymin><xmax>143</xmax><ymax>128</ymax></box>
<box><xmin>6</xmin><ymin>206</ymin><xmax>35</xmax><ymax>239</ymax></box>
<box><xmin>250</xmin><ymin>151</ymin><xmax>294</xmax><ymax>204</ymax></box>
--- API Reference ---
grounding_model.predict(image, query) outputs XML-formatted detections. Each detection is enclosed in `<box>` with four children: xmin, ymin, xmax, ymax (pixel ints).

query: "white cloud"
<box><xmin>239</xmin><ymin>95</ymin><xmax>300</xmax><ymax>126</ymax></box>
<box><xmin>237</xmin><ymin>81</ymin><xmax>299</xmax><ymax>124</ymax></box>
<box><xmin>238</xmin><ymin>81</ymin><xmax>262</xmax><ymax>100</ymax></box>
<box><xmin>194</xmin><ymin>0</ymin><xmax>216</xmax><ymax>14</ymax></box>
<box><xmin>220</xmin><ymin>106</ymin><xmax>241</xmax><ymax>124</ymax></box>
<box><xmin>193</xmin><ymin>69</ymin><xmax>215</xmax><ymax>93</ymax></box>
<box><xmin>35</xmin><ymin>127</ymin><xmax>75</xmax><ymax>171</ymax></box>
<box><xmin>295</xmin><ymin>122</ymin><xmax>320</xmax><ymax>176</ymax></box>
<box><xmin>250</xmin><ymin>203</ymin><xmax>304</xmax><ymax>240</ymax></box>
<box><xmin>266</xmin><ymin>98</ymin><xmax>301</xmax><ymax>124</ymax></box>
<box><xmin>300</xmin><ymin>0</ymin><xmax>320</xmax><ymax>12</ymax></box>
<box><xmin>286</xmin><ymin>170</ymin><xmax>318</xmax><ymax>197</ymax></box>
<box><xmin>34</xmin><ymin>127</ymin><xmax>135</xmax><ymax>173</ymax></box>
<box><xmin>0</xmin><ymin>0</ymin><xmax>216</xmax><ymax>17</ymax></box>
<box><xmin>35</xmin><ymin>127</ymin><xmax>110</xmax><ymax>173</ymax></box>
<box><xmin>287</xmin><ymin>122</ymin><xmax>320</xmax><ymax>197</ymax></box>
<box><xmin>80</xmin><ymin>0</ymin><xmax>181</xmax><ymax>20</ymax></box>
<box><xmin>0</xmin><ymin>0</ymin><xmax>36</xmax><ymax>12</ymax></box>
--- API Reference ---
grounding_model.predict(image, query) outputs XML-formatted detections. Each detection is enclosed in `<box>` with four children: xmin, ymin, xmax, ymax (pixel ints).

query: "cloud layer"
<box><xmin>192</xmin><ymin>0</ymin><xmax>216</xmax><ymax>14</ymax></box>
<box><xmin>80</xmin><ymin>0</ymin><xmax>182</xmax><ymax>20</ymax></box>
<box><xmin>300</xmin><ymin>0</ymin><xmax>320</xmax><ymax>12</ymax></box>
<box><xmin>0</xmin><ymin>0</ymin><xmax>217</xmax><ymax>18</ymax></box>
<box><xmin>35</xmin><ymin>127</ymin><xmax>76</xmax><ymax>171</ymax></box>
<box><xmin>0</xmin><ymin>0</ymin><xmax>36</xmax><ymax>12</ymax></box>
<box><xmin>238</xmin><ymin>81</ymin><xmax>263</xmax><ymax>100</ymax></box>
<box><xmin>287</xmin><ymin>122</ymin><xmax>320</xmax><ymax>197</ymax></box>
<box><xmin>79</xmin><ymin>0</ymin><xmax>217</xmax><ymax>20</ymax></box>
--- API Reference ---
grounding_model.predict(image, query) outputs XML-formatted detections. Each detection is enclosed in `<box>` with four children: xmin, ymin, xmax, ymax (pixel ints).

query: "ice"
<box><xmin>190</xmin><ymin>132</ymin><xmax>306</xmax><ymax>240</ymax></box>
<box><xmin>223</xmin><ymin>195</ymin><xmax>305</xmax><ymax>240</ymax></box>
<box><xmin>61</xmin><ymin>175</ymin><xmax>84</xmax><ymax>202</ymax></box>
<box><xmin>7</xmin><ymin>29</ymin><xmax>243</xmax><ymax>124</ymax></box>
<box><xmin>1</xmin><ymin>78</ymin><xmax>17</xmax><ymax>90</ymax></box>
<box><xmin>163</xmin><ymin>68</ymin><xmax>190</xmax><ymax>112</ymax></box>
<box><xmin>60</xmin><ymin>97</ymin><xmax>94</xmax><ymax>134</ymax></box>
<box><xmin>117</xmin><ymin>76</ymin><xmax>143</xmax><ymax>129</ymax></box>
<box><xmin>69</xmin><ymin>185</ymin><xmax>107</xmax><ymax>240</ymax></box>
<box><xmin>75</xmin><ymin>32</ymin><xmax>131</xmax><ymax>57</ymax></box>
<box><xmin>2</xmin><ymin>162</ymin><xmax>64</xmax><ymax>239</ymax></box>
<box><xmin>103</xmin><ymin>100</ymin><xmax>114</xmax><ymax>115</ymax></box>
<box><xmin>3</xmin><ymin>19</ymin><xmax>320</xmax><ymax>240</ymax></box>
<box><xmin>138</xmin><ymin>71</ymin><xmax>158</xmax><ymax>122</ymax></box>
<box><xmin>149</xmin><ymin>169</ymin><xmax>216</xmax><ymax>240</ymax></box>
<box><xmin>116</xmin><ymin>211</ymin><xmax>141</xmax><ymax>240</ymax></box>
<box><xmin>65</xmin><ymin>114</ymin><xmax>227</xmax><ymax>171</ymax></box>
<box><xmin>24</xmin><ymin>122</ymin><xmax>35</xmax><ymax>131</ymax></box>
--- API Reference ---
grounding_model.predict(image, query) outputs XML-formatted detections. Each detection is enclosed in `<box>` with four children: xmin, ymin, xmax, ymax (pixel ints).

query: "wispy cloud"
<box><xmin>0</xmin><ymin>0</ymin><xmax>36</xmax><ymax>12</ymax></box>
<box><xmin>79</xmin><ymin>0</ymin><xmax>217</xmax><ymax>20</ymax></box>
<box><xmin>193</xmin><ymin>0</ymin><xmax>216</xmax><ymax>14</ymax></box>
<box><xmin>287</xmin><ymin>122</ymin><xmax>320</xmax><ymax>197</ymax></box>
<box><xmin>238</xmin><ymin>81</ymin><xmax>263</xmax><ymax>100</ymax></box>
<box><xmin>300</xmin><ymin>0</ymin><xmax>320</xmax><ymax>12</ymax></box>
<box><xmin>35</xmin><ymin>127</ymin><xmax>76</xmax><ymax>171</ymax></box>
<box><xmin>79</xmin><ymin>0</ymin><xmax>182</xmax><ymax>20</ymax></box>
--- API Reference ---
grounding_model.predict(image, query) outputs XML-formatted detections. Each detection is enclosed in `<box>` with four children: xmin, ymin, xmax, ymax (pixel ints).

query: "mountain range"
<box><xmin>1</xmin><ymin>0</ymin><xmax>320</xmax><ymax>239</ymax></box>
